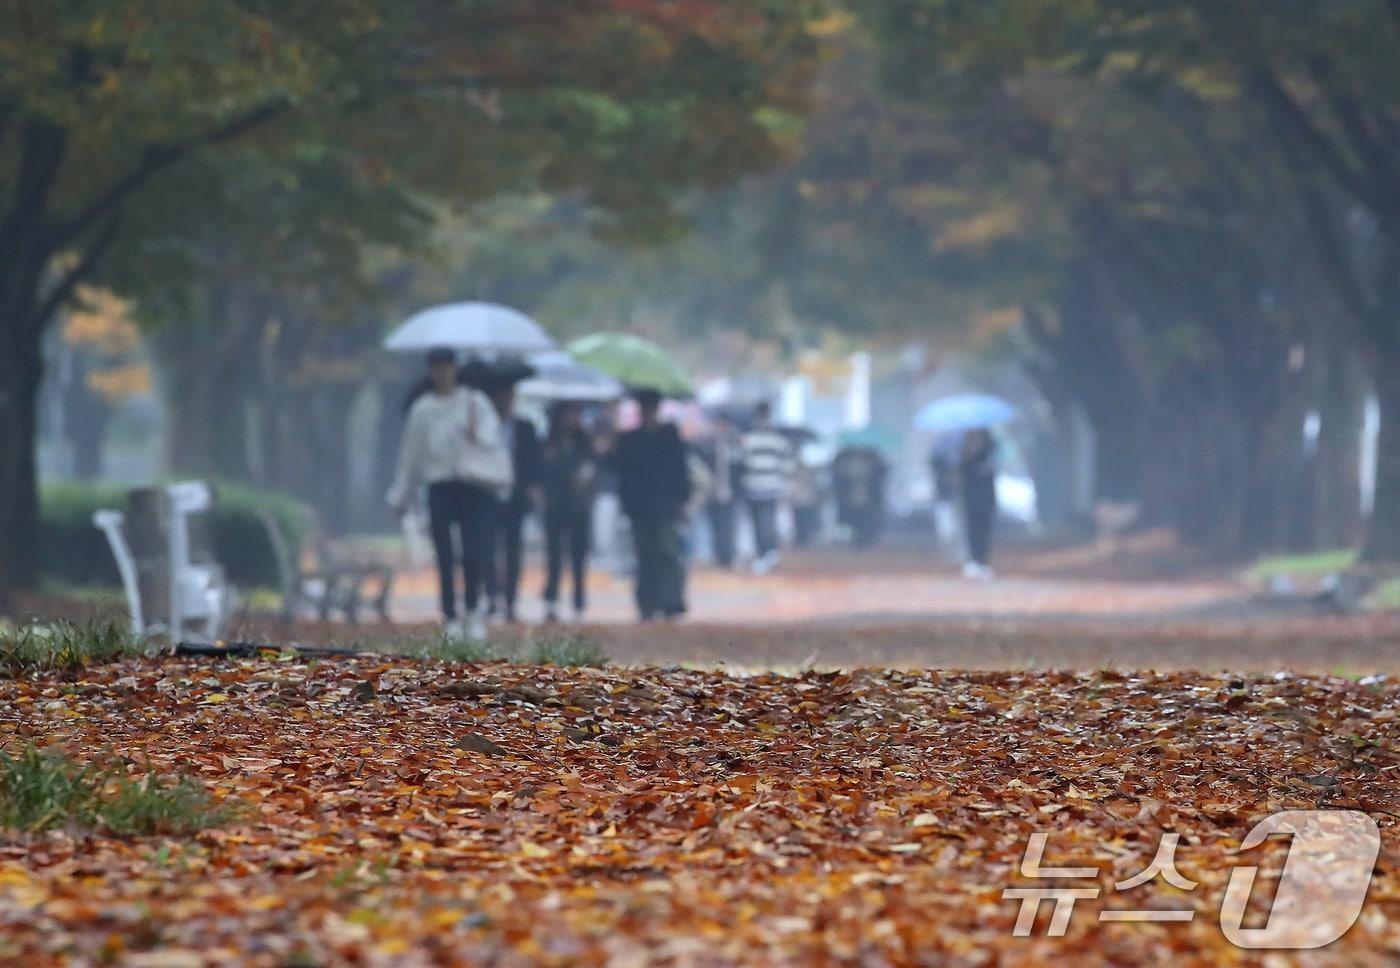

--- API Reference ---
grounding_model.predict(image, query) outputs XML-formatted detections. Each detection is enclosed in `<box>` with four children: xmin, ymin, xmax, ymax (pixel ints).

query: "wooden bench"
<box><xmin>259</xmin><ymin>509</ymin><xmax>394</xmax><ymax>626</ymax></box>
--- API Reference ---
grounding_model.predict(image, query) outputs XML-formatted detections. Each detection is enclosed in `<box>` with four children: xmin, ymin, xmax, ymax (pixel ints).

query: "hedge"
<box><xmin>41</xmin><ymin>481</ymin><xmax>310</xmax><ymax>592</ymax></box>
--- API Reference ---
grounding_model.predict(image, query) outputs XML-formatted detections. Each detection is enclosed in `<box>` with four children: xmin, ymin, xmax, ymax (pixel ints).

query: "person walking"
<box><xmin>930</xmin><ymin>438</ymin><xmax>962</xmax><ymax>561</ymax></box>
<box><xmin>484</xmin><ymin>381</ymin><xmax>540</xmax><ymax>623</ymax></box>
<box><xmin>740</xmin><ymin>401</ymin><xmax>794</xmax><ymax>573</ymax></box>
<box><xmin>832</xmin><ymin>445</ymin><xmax>888</xmax><ymax>548</ymax></box>
<box><xmin>387</xmin><ymin>347</ymin><xmax>511</xmax><ymax>640</ymax></box>
<box><xmin>959</xmin><ymin>427</ymin><xmax>999</xmax><ymax>579</ymax></box>
<box><xmin>540</xmin><ymin>402</ymin><xmax>598</xmax><ymax>622</ymax></box>
<box><xmin>613</xmin><ymin>389</ymin><xmax>691</xmax><ymax>620</ymax></box>
<box><xmin>701</xmin><ymin>413</ymin><xmax>741</xmax><ymax>567</ymax></box>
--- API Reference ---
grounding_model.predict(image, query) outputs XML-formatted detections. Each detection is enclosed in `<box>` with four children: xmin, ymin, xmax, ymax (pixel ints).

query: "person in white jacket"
<box><xmin>388</xmin><ymin>348</ymin><xmax>509</xmax><ymax>640</ymax></box>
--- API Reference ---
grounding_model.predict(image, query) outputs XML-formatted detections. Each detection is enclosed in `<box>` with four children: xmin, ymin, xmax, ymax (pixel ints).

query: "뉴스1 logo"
<box><xmin>1003</xmin><ymin>809</ymin><xmax>1380</xmax><ymax>949</ymax></box>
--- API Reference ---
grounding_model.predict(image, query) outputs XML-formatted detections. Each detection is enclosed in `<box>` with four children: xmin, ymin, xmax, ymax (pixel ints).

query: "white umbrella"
<box><xmin>518</xmin><ymin>350</ymin><xmax>624</xmax><ymax>402</ymax></box>
<box><xmin>383</xmin><ymin>301</ymin><xmax>555</xmax><ymax>355</ymax></box>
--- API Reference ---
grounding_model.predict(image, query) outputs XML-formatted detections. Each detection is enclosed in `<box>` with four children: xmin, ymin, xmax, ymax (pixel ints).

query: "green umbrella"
<box><xmin>566</xmin><ymin>332</ymin><xmax>694</xmax><ymax>397</ymax></box>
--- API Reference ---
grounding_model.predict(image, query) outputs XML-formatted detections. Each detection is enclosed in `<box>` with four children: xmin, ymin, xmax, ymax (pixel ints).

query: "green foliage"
<box><xmin>413</xmin><ymin>632</ymin><xmax>609</xmax><ymax>668</ymax></box>
<box><xmin>38</xmin><ymin>482</ymin><xmax>129</xmax><ymax>586</ymax></box>
<box><xmin>418</xmin><ymin>636</ymin><xmax>496</xmax><ymax>664</ymax></box>
<box><xmin>0</xmin><ymin>0</ymin><xmax>831</xmax><ymax>596</ymax></box>
<box><xmin>523</xmin><ymin>635</ymin><xmax>610</xmax><ymax>669</ymax></box>
<box><xmin>40</xmin><ymin>481</ymin><xmax>308</xmax><ymax>591</ymax></box>
<box><xmin>1248</xmin><ymin>549</ymin><xmax>1360</xmax><ymax>582</ymax></box>
<box><xmin>0</xmin><ymin>620</ymin><xmax>144</xmax><ymax>676</ymax></box>
<box><xmin>1374</xmin><ymin>577</ymin><xmax>1400</xmax><ymax>611</ymax></box>
<box><xmin>98</xmin><ymin>769</ymin><xmax>233</xmax><ymax>837</ymax></box>
<box><xmin>0</xmin><ymin>746</ymin><xmax>231</xmax><ymax>836</ymax></box>
<box><xmin>0</xmin><ymin>747</ymin><xmax>95</xmax><ymax>833</ymax></box>
<box><xmin>209</xmin><ymin>482</ymin><xmax>311</xmax><ymax>591</ymax></box>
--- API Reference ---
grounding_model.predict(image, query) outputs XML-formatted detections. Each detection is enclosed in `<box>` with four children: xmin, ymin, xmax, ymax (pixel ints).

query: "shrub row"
<box><xmin>41</xmin><ymin>480</ymin><xmax>309</xmax><ymax>591</ymax></box>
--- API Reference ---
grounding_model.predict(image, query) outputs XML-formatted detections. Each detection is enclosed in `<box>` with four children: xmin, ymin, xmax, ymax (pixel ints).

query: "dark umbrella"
<box><xmin>460</xmin><ymin>355</ymin><xmax>536</xmax><ymax>391</ymax></box>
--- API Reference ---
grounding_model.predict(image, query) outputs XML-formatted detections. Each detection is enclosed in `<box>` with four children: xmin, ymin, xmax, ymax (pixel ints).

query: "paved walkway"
<box><xmin>390</xmin><ymin>554</ymin><xmax>1245</xmax><ymax>626</ymax></box>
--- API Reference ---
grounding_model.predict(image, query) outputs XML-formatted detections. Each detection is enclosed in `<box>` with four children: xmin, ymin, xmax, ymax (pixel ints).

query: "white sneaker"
<box><xmin>963</xmin><ymin>562</ymin><xmax>995</xmax><ymax>581</ymax></box>
<box><xmin>466</xmin><ymin>610</ymin><xmax>488</xmax><ymax>641</ymax></box>
<box><xmin>444</xmin><ymin>618</ymin><xmax>466</xmax><ymax>641</ymax></box>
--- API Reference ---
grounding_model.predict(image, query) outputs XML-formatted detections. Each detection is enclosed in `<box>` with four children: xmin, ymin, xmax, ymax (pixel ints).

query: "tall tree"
<box><xmin>0</xmin><ymin>0</ymin><xmax>825</xmax><ymax>600</ymax></box>
<box><xmin>857</xmin><ymin>0</ymin><xmax>1394</xmax><ymax>556</ymax></box>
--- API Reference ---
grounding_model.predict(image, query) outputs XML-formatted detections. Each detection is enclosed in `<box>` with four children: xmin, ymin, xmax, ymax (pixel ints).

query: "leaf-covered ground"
<box><xmin>3</xmin><ymin>655</ymin><xmax>1399</xmax><ymax>966</ymax></box>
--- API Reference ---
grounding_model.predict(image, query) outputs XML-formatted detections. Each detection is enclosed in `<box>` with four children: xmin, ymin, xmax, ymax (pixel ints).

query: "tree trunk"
<box><xmin>63</xmin><ymin>356</ymin><xmax>115</xmax><ymax>481</ymax></box>
<box><xmin>1314</xmin><ymin>337</ymin><xmax>1364</xmax><ymax>549</ymax></box>
<box><xmin>161</xmin><ymin>358</ymin><xmax>217</xmax><ymax>477</ymax></box>
<box><xmin>1085</xmin><ymin>394</ymin><xmax>1143</xmax><ymax>503</ymax></box>
<box><xmin>310</xmin><ymin>384</ymin><xmax>359</xmax><ymax>535</ymax></box>
<box><xmin>0</xmin><ymin>318</ymin><xmax>45</xmax><ymax>602</ymax></box>
<box><xmin>1363</xmin><ymin>343</ymin><xmax>1400</xmax><ymax>562</ymax></box>
<box><xmin>68</xmin><ymin>406</ymin><xmax>112</xmax><ymax>481</ymax></box>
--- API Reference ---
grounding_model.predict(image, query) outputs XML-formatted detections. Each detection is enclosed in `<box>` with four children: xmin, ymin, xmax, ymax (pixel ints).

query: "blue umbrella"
<box><xmin>914</xmin><ymin>394</ymin><xmax>1016</xmax><ymax>433</ymax></box>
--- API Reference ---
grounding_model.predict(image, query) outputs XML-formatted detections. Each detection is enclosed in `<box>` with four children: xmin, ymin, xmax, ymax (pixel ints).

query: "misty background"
<box><xmin>4</xmin><ymin>1</ymin><xmax>1399</xmax><ymax>603</ymax></box>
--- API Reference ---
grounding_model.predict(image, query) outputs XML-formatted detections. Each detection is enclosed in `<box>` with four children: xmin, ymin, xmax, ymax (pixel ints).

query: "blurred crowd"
<box><xmin>389</xmin><ymin>350</ymin><xmax>928</xmax><ymax>635</ymax></box>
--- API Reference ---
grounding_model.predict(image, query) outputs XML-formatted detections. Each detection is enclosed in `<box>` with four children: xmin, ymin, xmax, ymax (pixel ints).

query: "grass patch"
<box><xmin>418</xmin><ymin>635</ymin><xmax>496</xmax><ymax>663</ymax></box>
<box><xmin>1373</xmin><ymin>576</ymin><xmax>1400</xmax><ymax>610</ymax></box>
<box><xmin>1247</xmin><ymin>548</ymin><xmax>1400</xmax><ymax>611</ymax></box>
<box><xmin>0</xmin><ymin>746</ymin><xmax>231</xmax><ymax>836</ymax></box>
<box><xmin>521</xmin><ymin>634</ymin><xmax>610</xmax><ymax>668</ymax></box>
<box><xmin>99</xmin><ymin>770</ymin><xmax>232</xmax><ymax>836</ymax></box>
<box><xmin>0</xmin><ymin>619</ymin><xmax>145</xmax><ymax>676</ymax></box>
<box><xmin>0</xmin><ymin>747</ymin><xmax>94</xmax><ymax>833</ymax></box>
<box><xmin>1248</xmin><ymin>548</ymin><xmax>1358</xmax><ymax>581</ymax></box>
<box><xmin>410</xmin><ymin>631</ymin><xmax>609</xmax><ymax>668</ymax></box>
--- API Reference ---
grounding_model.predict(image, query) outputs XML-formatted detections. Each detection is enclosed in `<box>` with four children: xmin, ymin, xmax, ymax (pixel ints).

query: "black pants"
<box><xmin>852</xmin><ymin>503</ymin><xmax>883</xmax><ymax>548</ymax></box>
<box><xmin>630</xmin><ymin>516</ymin><xmax>686</xmax><ymax>620</ymax></box>
<box><xmin>486</xmin><ymin>502</ymin><xmax>526</xmax><ymax>619</ymax></box>
<box><xmin>544</xmin><ymin>508</ymin><xmax>591</xmax><ymax>612</ymax></box>
<box><xmin>963</xmin><ymin>492</ymin><xmax>996</xmax><ymax>567</ymax></box>
<box><xmin>748</xmin><ymin>498</ymin><xmax>780</xmax><ymax>558</ymax></box>
<box><xmin>427</xmin><ymin>481</ymin><xmax>496</xmax><ymax>620</ymax></box>
<box><xmin>793</xmin><ymin>503</ymin><xmax>820</xmax><ymax>547</ymax></box>
<box><xmin>707</xmin><ymin>500</ymin><xmax>736</xmax><ymax>567</ymax></box>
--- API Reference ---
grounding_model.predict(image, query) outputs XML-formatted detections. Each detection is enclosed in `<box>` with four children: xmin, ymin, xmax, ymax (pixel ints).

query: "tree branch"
<box><xmin>34</xmin><ymin>215</ymin><xmax>123</xmax><ymax>336</ymax></box>
<box><xmin>1307</xmin><ymin>56</ymin><xmax>1400</xmax><ymax>222</ymax></box>
<box><xmin>50</xmin><ymin>101</ymin><xmax>285</xmax><ymax>251</ymax></box>
<box><xmin>1250</xmin><ymin>67</ymin><xmax>1381</xmax><ymax>213</ymax></box>
<box><xmin>1296</xmin><ymin>184</ymin><xmax>1375</xmax><ymax>330</ymax></box>
<box><xmin>0</xmin><ymin>99</ymin><xmax>16</xmax><ymax>150</ymax></box>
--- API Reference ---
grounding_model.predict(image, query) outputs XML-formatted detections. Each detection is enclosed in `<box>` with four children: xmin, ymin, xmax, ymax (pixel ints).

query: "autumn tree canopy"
<box><xmin>0</xmin><ymin>0</ymin><xmax>827</xmax><ymax>598</ymax></box>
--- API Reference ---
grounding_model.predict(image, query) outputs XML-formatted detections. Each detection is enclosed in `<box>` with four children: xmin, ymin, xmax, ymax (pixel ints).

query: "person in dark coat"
<box><xmin>485</xmin><ymin>383</ymin><xmax>541</xmax><ymax>622</ymax></box>
<box><xmin>539</xmin><ymin>402</ymin><xmax>598</xmax><ymax>622</ymax></box>
<box><xmin>613</xmin><ymin>389</ymin><xmax>691</xmax><ymax>620</ymax></box>
<box><xmin>832</xmin><ymin>445</ymin><xmax>888</xmax><ymax>548</ymax></box>
<box><xmin>959</xmin><ymin>427</ymin><xmax>998</xmax><ymax>578</ymax></box>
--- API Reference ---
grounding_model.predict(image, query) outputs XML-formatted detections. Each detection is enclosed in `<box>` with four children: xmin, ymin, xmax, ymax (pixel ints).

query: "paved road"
<box><xmin>281</xmin><ymin>544</ymin><xmax>1397</xmax><ymax>674</ymax></box>
<box><xmin>391</xmin><ymin>557</ymin><xmax>1246</xmax><ymax>626</ymax></box>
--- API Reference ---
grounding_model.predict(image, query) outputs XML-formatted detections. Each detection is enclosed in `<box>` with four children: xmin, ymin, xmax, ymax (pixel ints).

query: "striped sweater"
<box><xmin>740</xmin><ymin>428</ymin><xmax>795</xmax><ymax>501</ymax></box>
